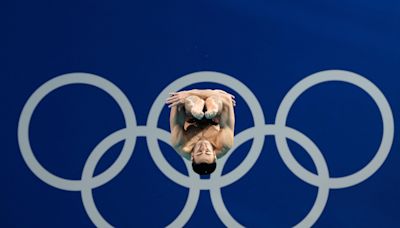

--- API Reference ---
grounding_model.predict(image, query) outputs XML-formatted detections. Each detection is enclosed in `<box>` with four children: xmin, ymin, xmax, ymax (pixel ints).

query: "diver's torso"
<box><xmin>181</xmin><ymin>116</ymin><xmax>221</xmax><ymax>153</ymax></box>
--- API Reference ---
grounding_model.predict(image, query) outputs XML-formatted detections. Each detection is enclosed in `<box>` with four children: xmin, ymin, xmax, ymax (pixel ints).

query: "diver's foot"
<box><xmin>205</xmin><ymin>95</ymin><xmax>222</xmax><ymax>119</ymax></box>
<box><xmin>205</xmin><ymin>109</ymin><xmax>218</xmax><ymax>119</ymax></box>
<box><xmin>191</xmin><ymin>108</ymin><xmax>204</xmax><ymax>120</ymax></box>
<box><xmin>185</xmin><ymin>95</ymin><xmax>205</xmax><ymax>120</ymax></box>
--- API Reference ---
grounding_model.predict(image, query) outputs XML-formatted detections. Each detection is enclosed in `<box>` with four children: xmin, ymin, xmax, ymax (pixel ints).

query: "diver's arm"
<box><xmin>185</xmin><ymin>89</ymin><xmax>216</xmax><ymax>99</ymax></box>
<box><xmin>219</xmin><ymin>94</ymin><xmax>235</xmax><ymax>129</ymax></box>
<box><xmin>169</xmin><ymin>89</ymin><xmax>226</xmax><ymax>101</ymax></box>
<box><xmin>169</xmin><ymin>104</ymin><xmax>186</xmax><ymax>150</ymax></box>
<box><xmin>215</xmin><ymin>127</ymin><xmax>234</xmax><ymax>158</ymax></box>
<box><xmin>216</xmin><ymin>95</ymin><xmax>235</xmax><ymax>158</ymax></box>
<box><xmin>167</xmin><ymin>89</ymin><xmax>235</xmax><ymax>106</ymax></box>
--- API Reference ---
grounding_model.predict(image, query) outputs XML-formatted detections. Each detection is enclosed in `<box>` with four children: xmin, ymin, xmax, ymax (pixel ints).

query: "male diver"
<box><xmin>166</xmin><ymin>89</ymin><xmax>235</xmax><ymax>175</ymax></box>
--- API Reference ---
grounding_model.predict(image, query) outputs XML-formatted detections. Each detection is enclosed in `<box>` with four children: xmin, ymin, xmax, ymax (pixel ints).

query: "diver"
<box><xmin>166</xmin><ymin>89</ymin><xmax>235</xmax><ymax>175</ymax></box>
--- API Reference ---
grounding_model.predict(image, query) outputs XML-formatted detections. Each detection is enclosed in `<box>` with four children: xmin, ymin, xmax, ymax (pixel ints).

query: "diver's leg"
<box><xmin>185</xmin><ymin>95</ymin><xmax>205</xmax><ymax>120</ymax></box>
<box><xmin>204</xmin><ymin>95</ymin><xmax>223</xmax><ymax>119</ymax></box>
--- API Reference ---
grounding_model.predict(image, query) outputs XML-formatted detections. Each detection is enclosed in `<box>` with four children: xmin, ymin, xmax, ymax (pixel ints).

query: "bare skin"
<box><xmin>166</xmin><ymin>89</ymin><xmax>236</xmax><ymax>163</ymax></box>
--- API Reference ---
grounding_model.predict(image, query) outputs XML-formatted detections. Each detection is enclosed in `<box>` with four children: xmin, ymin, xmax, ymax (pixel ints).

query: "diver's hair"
<box><xmin>192</xmin><ymin>162</ymin><xmax>216</xmax><ymax>175</ymax></box>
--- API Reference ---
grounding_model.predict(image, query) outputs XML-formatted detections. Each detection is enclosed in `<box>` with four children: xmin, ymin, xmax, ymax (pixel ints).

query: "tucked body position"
<box><xmin>166</xmin><ymin>89</ymin><xmax>236</xmax><ymax>175</ymax></box>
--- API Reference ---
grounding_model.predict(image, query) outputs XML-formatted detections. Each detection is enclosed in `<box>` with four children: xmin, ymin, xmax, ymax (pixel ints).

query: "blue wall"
<box><xmin>2</xmin><ymin>0</ymin><xmax>400</xmax><ymax>227</ymax></box>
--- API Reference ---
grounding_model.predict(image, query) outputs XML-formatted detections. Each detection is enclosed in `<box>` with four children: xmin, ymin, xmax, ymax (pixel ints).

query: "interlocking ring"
<box><xmin>18</xmin><ymin>70</ymin><xmax>394</xmax><ymax>227</ymax></box>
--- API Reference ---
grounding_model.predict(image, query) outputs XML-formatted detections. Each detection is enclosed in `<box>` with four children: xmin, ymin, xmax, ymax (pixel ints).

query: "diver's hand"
<box><xmin>214</xmin><ymin>89</ymin><xmax>236</xmax><ymax>106</ymax></box>
<box><xmin>166</xmin><ymin>91</ymin><xmax>190</xmax><ymax>108</ymax></box>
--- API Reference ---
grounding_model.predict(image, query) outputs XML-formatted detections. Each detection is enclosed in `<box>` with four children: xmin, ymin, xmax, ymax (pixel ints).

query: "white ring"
<box><xmin>275</xmin><ymin>70</ymin><xmax>394</xmax><ymax>188</ymax></box>
<box><xmin>146</xmin><ymin>71</ymin><xmax>265</xmax><ymax>189</ymax></box>
<box><xmin>210</xmin><ymin>125</ymin><xmax>330</xmax><ymax>227</ymax></box>
<box><xmin>18</xmin><ymin>73</ymin><xmax>137</xmax><ymax>191</ymax></box>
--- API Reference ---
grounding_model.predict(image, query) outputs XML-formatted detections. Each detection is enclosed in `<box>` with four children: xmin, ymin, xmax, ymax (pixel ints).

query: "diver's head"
<box><xmin>191</xmin><ymin>140</ymin><xmax>217</xmax><ymax>175</ymax></box>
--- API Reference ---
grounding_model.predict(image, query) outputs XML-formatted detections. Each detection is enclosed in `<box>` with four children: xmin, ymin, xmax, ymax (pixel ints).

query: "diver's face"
<box><xmin>192</xmin><ymin>140</ymin><xmax>215</xmax><ymax>164</ymax></box>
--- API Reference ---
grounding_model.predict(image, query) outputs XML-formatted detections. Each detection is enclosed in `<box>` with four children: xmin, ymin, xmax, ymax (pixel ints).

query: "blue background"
<box><xmin>2</xmin><ymin>0</ymin><xmax>400</xmax><ymax>227</ymax></box>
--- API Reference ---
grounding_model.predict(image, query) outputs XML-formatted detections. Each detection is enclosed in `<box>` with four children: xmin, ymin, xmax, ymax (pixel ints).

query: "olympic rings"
<box><xmin>17</xmin><ymin>70</ymin><xmax>394</xmax><ymax>227</ymax></box>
